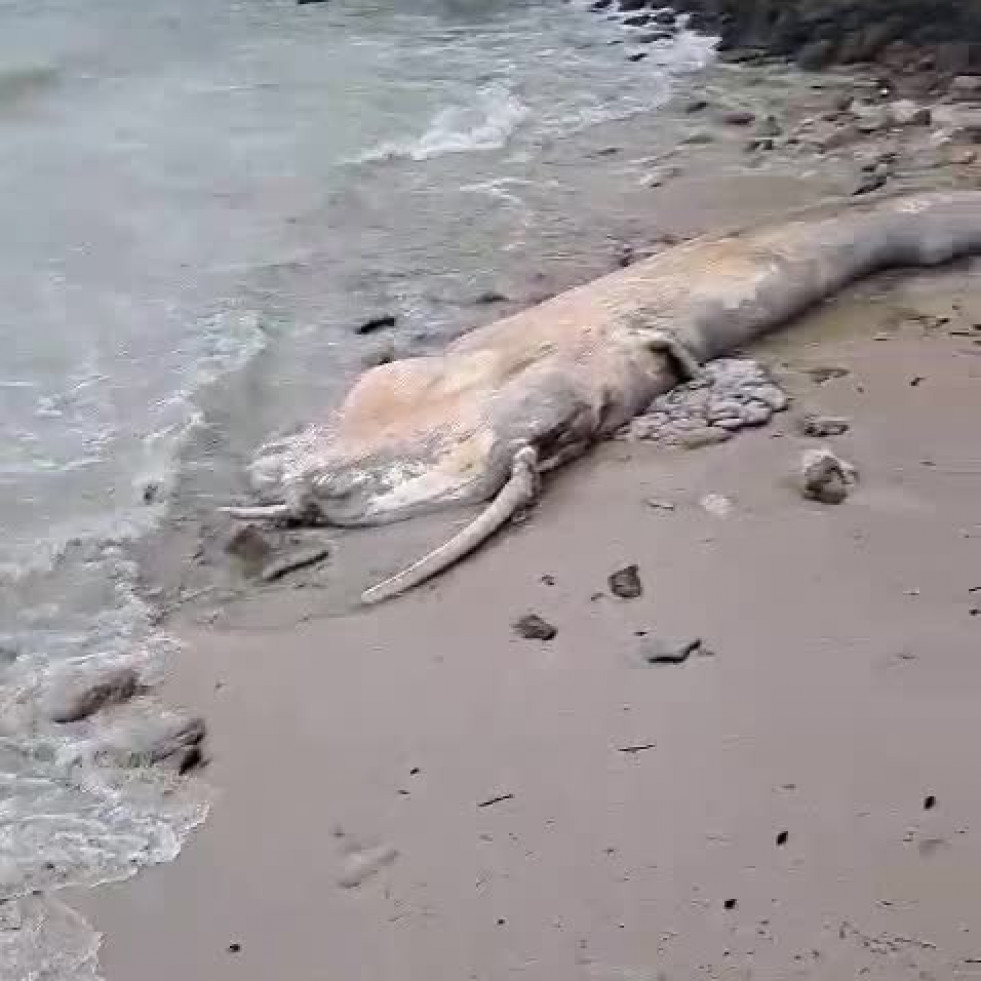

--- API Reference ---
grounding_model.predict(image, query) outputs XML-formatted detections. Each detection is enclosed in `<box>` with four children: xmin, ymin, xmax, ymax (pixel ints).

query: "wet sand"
<box><xmin>79</xmin><ymin>257</ymin><xmax>981</xmax><ymax>979</ymax></box>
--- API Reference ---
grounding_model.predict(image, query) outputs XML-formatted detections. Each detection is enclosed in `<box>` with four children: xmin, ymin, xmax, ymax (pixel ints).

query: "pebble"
<box><xmin>798</xmin><ymin>447</ymin><xmax>857</xmax><ymax>505</ymax></box>
<box><xmin>641</xmin><ymin>635</ymin><xmax>703</xmax><ymax>664</ymax></box>
<box><xmin>609</xmin><ymin>564</ymin><xmax>643</xmax><ymax>599</ymax></box>
<box><xmin>513</xmin><ymin>613</ymin><xmax>558</xmax><ymax>641</ymax></box>
<box><xmin>721</xmin><ymin>109</ymin><xmax>756</xmax><ymax>126</ymax></box>
<box><xmin>798</xmin><ymin>414</ymin><xmax>850</xmax><ymax>437</ymax></box>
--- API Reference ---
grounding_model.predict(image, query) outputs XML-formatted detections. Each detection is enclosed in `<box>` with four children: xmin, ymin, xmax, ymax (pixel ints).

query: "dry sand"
<box><xmin>78</xmin><ymin>257</ymin><xmax>981</xmax><ymax>979</ymax></box>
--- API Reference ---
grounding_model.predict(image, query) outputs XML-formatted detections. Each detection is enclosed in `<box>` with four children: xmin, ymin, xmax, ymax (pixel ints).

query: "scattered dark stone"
<box><xmin>798</xmin><ymin>414</ymin><xmax>850</xmax><ymax>437</ymax></box>
<box><xmin>971</xmin><ymin>608</ymin><xmax>980</xmax><ymax>616</ymax></box>
<box><xmin>805</xmin><ymin>365</ymin><xmax>850</xmax><ymax>384</ymax></box>
<box><xmin>409</xmin><ymin>766</ymin><xmax>421</xmax><ymax>776</ymax></box>
<box><xmin>910</xmin><ymin>375</ymin><xmax>925</xmax><ymax>387</ymax></box>
<box><xmin>355</xmin><ymin>313</ymin><xmax>396</xmax><ymax>335</ymax></box>
<box><xmin>541</xmin><ymin>573</ymin><xmax>556</xmax><ymax>586</ymax></box>
<box><xmin>924</xmin><ymin>794</ymin><xmax>937</xmax><ymax>810</ymax></box>
<box><xmin>259</xmin><ymin>545</ymin><xmax>330</xmax><ymax>582</ymax></box>
<box><xmin>721</xmin><ymin>109</ymin><xmax>756</xmax><ymax>126</ymax></box>
<box><xmin>590</xmin><ymin>0</ymin><xmax>613</xmax><ymax>8</ymax></box>
<box><xmin>618</xmin><ymin>742</ymin><xmax>657</xmax><ymax>754</ymax></box>
<box><xmin>641</xmin><ymin>636</ymin><xmax>702</xmax><ymax>664</ymax></box>
<box><xmin>651</xmin><ymin>9</ymin><xmax>675</xmax><ymax>25</ymax></box>
<box><xmin>636</xmin><ymin>30</ymin><xmax>670</xmax><ymax>43</ymax></box>
<box><xmin>474</xmin><ymin>290</ymin><xmax>509</xmax><ymax>304</ymax></box>
<box><xmin>477</xmin><ymin>793</ymin><xmax>515</xmax><ymax>809</ymax></box>
<box><xmin>43</xmin><ymin>667</ymin><xmax>141</xmax><ymax>724</ymax></box>
<box><xmin>745</xmin><ymin>137</ymin><xmax>775</xmax><ymax>153</ymax></box>
<box><xmin>609</xmin><ymin>564</ymin><xmax>643</xmax><ymax>599</ymax></box>
<box><xmin>627</xmin><ymin>51</ymin><xmax>648</xmax><ymax>62</ymax></box>
<box><xmin>617</xmin><ymin>0</ymin><xmax>648</xmax><ymax>11</ymax></box>
<box><xmin>776</xmin><ymin>830</ymin><xmax>789</xmax><ymax>846</ymax></box>
<box><xmin>852</xmin><ymin>171</ymin><xmax>888</xmax><ymax>196</ymax></box>
<box><xmin>684</xmin><ymin>97</ymin><xmax>708</xmax><ymax>113</ymax></box>
<box><xmin>178</xmin><ymin>744</ymin><xmax>206</xmax><ymax>775</ymax></box>
<box><xmin>497</xmin><ymin>918</ymin><xmax>507</xmax><ymax>927</ymax></box>
<box><xmin>142</xmin><ymin>482</ymin><xmax>161</xmax><ymax>505</ymax></box>
<box><xmin>724</xmin><ymin>898</ymin><xmax>738</xmax><ymax>910</ymax></box>
<box><xmin>224</xmin><ymin>523</ymin><xmax>274</xmax><ymax>572</ymax></box>
<box><xmin>513</xmin><ymin>613</ymin><xmax>558</xmax><ymax>641</ymax></box>
<box><xmin>228</xmin><ymin>943</ymin><xmax>242</xmax><ymax>954</ymax></box>
<box><xmin>623</xmin><ymin>13</ymin><xmax>651</xmax><ymax>26</ymax></box>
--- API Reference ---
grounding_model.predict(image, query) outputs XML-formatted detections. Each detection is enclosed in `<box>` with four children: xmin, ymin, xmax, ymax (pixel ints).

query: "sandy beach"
<box><xmin>66</xmin><ymin>52</ymin><xmax>981</xmax><ymax>981</ymax></box>
<box><xmin>79</xmin><ymin>257</ymin><xmax>981</xmax><ymax>980</ymax></box>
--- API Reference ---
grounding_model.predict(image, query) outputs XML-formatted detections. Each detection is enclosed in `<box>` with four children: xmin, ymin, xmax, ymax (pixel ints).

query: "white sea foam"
<box><xmin>362</xmin><ymin>81</ymin><xmax>529</xmax><ymax>162</ymax></box>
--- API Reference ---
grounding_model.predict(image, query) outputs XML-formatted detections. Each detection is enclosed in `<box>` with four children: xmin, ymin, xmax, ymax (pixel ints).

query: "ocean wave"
<box><xmin>361</xmin><ymin>81</ymin><xmax>528</xmax><ymax>162</ymax></box>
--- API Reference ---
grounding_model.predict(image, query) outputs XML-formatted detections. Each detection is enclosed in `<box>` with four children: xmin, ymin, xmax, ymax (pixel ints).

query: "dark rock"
<box><xmin>474</xmin><ymin>290</ymin><xmax>509</xmax><ymax>304</ymax></box>
<box><xmin>721</xmin><ymin>109</ymin><xmax>756</xmax><ymax>126</ymax></box>
<box><xmin>259</xmin><ymin>545</ymin><xmax>330</xmax><ymax>582</ymax></box>
<box><xmin>623</xmin><ymin>13</ymin><xmax>651</xmax><ymax>26</ymax></box>
<box><xmin>355</xmin><ymin>313</ymin><xmax>396</xmax><ymax>335</ymax></box>
<box><xmin>797</xmin><ymin>39</ymin><xmax>837</xmax><ymax>70</ymax></box>
<box><xmin>641</xmin><ymin>636</ymin><xmax>702</xmax><ymax>664</ymax></box>
<box><xmin>798</xmin><ymin>414</ymin><xmax>850</xmax><ymax>437</ymax></box>
<box><xmin>806</xmin><ymin>365</ymin><xmax>850</xmax><ymax>384</ymax></box>
<box><xmin>724</xmin><ymin>898</ymin><xmax>737</xmax><ymax>910</ymax></box>
<box><xmin>513</xmin><ymin>613</ymin><xmax>558</xmax><ymax>641</ymax></box>
<box><xmin>590</xmin><ymin>0</ymin><xmax>613</xmax><ymax>8</ymax></box>
<box><xmin>609</xmin><ymin>564</ymin><xmax>643</xmax><ymax>599</ymax></box>
<box><xmin>684</xmin><ymin>97</ymin><xmax>709</xmax><ymax>113</ymax></box>
<box><xmin>627</xmin><ymin>51</ymin><xmax>649</xmax><ymax>62</ymax></box>
<box><xmin>776</xmin><ymin>830</ymin><xmax>789</xmax><ymax>846</ymax></box>
<box><xmin>798</xmin><ymin>447</ymin><xmax>857</xmax><ymax>505</ymax></box>
<box><xmin>636</xmin><ymin>30</ymin><xmax>670</xmax><ymax>43</ymax></box>
<box><xmin>651</xmin><ymin>9</ymin><xmax>675</xmax><ymax>25</ymax></box>
<box><xmin>97</xmin><ymin>712</ymin><xmax>207</xmax><ymax>768</ymax></box>
<box><xmin>924</xmin><ymin>794</ymin><xmax>937</xmax><ymax>810</ymax></box>
<box><xmin>43</xmin><ymin>666</ymin><xmax>141</xmax><ymax>724</ymax></box>
<box><xmin>617</xmin><ymin>0</ymin><xmax>648</xmax><ymax>10</ymax></box>
<box><xmin>142</xmin><ymin>481</ymin><xmax>161</xmax><ymax>505</ymax></box>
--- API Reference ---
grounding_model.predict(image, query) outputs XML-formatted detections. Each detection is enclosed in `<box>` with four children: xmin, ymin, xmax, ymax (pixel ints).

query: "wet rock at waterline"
<box><xmin>92</xmin><ymin>710</ymin><xmax>207</xmax><ymax>770</ymax></box>
<box><xmin>42</xmin><ymin>666</ymin><xmax>142</xmax><ymax>724</ymax></box>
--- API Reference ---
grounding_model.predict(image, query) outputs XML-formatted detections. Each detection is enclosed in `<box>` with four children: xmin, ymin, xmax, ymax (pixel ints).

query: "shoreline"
<box><xmin>76</xmin><ymin>50</ymin><xmax>981</xmax><ymax>981</ymax></box>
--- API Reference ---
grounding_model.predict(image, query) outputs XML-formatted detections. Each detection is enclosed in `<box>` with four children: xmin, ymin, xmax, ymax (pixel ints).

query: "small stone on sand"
<box><xmin>609</xmin><ymin>564</ymin><xmax>643</xmax><ymax>599</ymax></box>
<box><xmin>513</xmin><ymin>613</ymin><xmax>557</xmax><ymax>641</ymax></box>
